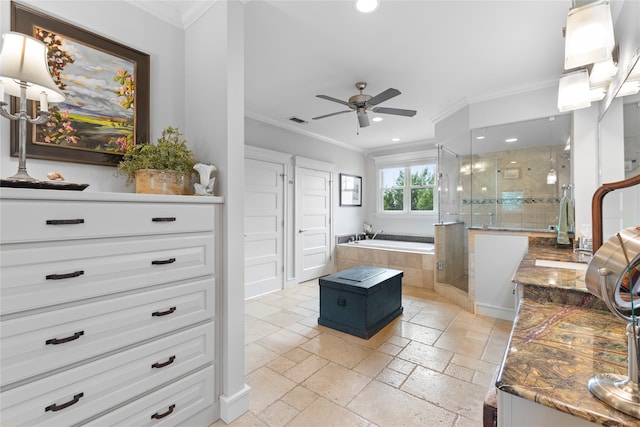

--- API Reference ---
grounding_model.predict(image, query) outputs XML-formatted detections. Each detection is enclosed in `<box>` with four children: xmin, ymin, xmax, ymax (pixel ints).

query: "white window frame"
<box><xmin>374</xmin><ymin>150</ymin><xmax>438</xmax><ymax>216</ymax></box>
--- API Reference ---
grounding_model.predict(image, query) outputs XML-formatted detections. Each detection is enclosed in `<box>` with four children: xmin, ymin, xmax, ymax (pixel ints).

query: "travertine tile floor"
<box><xmin>212</xmin><ymin>280</ymin><xmax>513</xmax><ymax>427</ymax></box>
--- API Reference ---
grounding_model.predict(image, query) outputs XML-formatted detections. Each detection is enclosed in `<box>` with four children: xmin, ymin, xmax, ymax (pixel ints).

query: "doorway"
<box><xmin>295</xmin><ymin>157</ymin><xmax>334</xmax><ymax>282</ymax></box>
<box><xmin>244</xmin><ymin>157</ymin><xmax>285</xmax><ymax>298</ymax></box>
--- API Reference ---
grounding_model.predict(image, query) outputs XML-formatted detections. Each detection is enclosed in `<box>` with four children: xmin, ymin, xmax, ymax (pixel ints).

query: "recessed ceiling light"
<box><xmin>355</xmin><ymin>0</ymin><xmax>379</xmax><ymax>13</ymax></box>
<box><xmin>510</xmin><ymin>160</ymin><xmax>518</xmax><ymax>164</ymax></box>
<box><xmin>505</xmin><ymin>138</ymin><xmax>518</xmax><ymax>143</ymax></box>
<box><xmin>372</xmin><ymin>117</ymin><xmax>383</xmax><ymax>122</ymax></box>
<box><xmin>392</xmin><ymin>137</ymin><xmax>400</xmax><ymax>142</ymax></box>
<box><xmin>475</xmin><ymin>136</ymin><xmax>485</xmax><ymax>140</ymax></box>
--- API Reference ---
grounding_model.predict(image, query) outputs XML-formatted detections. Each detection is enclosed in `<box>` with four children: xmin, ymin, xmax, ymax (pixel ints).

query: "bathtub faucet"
<box><xmin>371</xmin><ymin>230</ymin><xmax>383</xmax><ymax>240</ymax></box>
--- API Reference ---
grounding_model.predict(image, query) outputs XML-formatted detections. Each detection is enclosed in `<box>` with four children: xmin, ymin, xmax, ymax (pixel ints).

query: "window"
<box><xmin>379</xmin><ymin>162</ymin><xmax>436</xmax><ymax>213</ymax></box>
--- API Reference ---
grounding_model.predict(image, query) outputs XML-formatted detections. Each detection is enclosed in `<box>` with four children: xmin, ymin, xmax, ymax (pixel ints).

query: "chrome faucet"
<box><xmin>574</xmin><ymin>247</ymin><xmax>593</xmax><ymax>262</ymax></box>
<box><xmin>371</xmin><ymin>230</ymin><xmax>383</xmax><ymax>240</ymax></box>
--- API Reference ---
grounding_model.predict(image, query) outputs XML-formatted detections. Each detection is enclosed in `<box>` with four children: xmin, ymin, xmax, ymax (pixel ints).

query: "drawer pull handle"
<box><xmin>151</xmin><ymin>258</ymin><xmax>176</xmax><ymax>265</ymax></box>
<box><xmin>46</xmin><ymin>270</ymin><xmax>84</xmax><ymax>280</ymax></box>
<box><xmin>337</xmin><ymin>296</ymin><xmax>346</xmax><ymax>307</ymax></box>
<box><xmin>152</xmin><ymin>307</ymin><xmax>176</xmax><ymax>317</ymax></box>
<box><xmin>46</xmin><ymin>331</ymin><xmax>84</xmax><ymax>345</ymax></box>
<box><xmin>46</xmin><ymin>219</ymin><xmax>85</xmax><ymax>225</ymax></box>
<box><xmin>152</xmin><ymin>217</ymin><xmax>176</xmax><ymax>222</ymax></box>
<box><xmin>45</xmin><ymin>393</ymin><xmax>84</xmax><ymax>412</ymax></box>
<box><xmin>152</xmin><ymin>355</ymin><xmax>176</xmax><ymax>369</ymax></box>
<box><xmin>151</xmin><ymin>404</ymin><xmax>176</xmax><ymax>420</ymax></box>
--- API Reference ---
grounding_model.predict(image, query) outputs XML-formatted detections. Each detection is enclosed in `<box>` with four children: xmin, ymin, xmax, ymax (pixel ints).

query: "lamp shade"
<box><xmin>558</xmin><ymin>69</ymin><xmax>591</xmax><ymax>112</ymax></box>
<box><xmin>589</xmin><ymin>57</ymin><xmax>618</xmax><ymax>84</ymax></box>
<box><xmin>0</xmin><ymin>32</ymin><xmax>64</xmax><ymax>102</ymax></box>
<box><xmin>564</xmin><ymin>0</ymin><xmax>615</xmax><ymax>70</ymax></box>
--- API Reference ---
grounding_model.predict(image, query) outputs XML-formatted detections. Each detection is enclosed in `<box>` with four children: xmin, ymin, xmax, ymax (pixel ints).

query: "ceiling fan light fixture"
<box><xmin>355</xmin><ymin>0</ymin><xmax>379</xmax><ymax>13</ymax></box>
<box><xmin>372</xmin><ymin>116</ymin><xmax>383</xmax><ymax>122</ymax></box>
<box><xmin>313</xmin><ymin>82</ymin><xmax>416</xmax><ymax>132</ymax></box>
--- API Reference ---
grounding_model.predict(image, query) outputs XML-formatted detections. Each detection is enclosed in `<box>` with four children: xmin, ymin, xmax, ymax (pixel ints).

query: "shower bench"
<box><xmin>318</xmin><ymin>266</ymin><xmax>403</xmax><ymax>339</ymax></box>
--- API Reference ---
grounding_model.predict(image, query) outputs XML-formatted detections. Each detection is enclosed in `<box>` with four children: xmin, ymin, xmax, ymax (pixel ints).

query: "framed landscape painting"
<box><xmin>10</xmin><ymin>2</ymin><xmax>150</xmax><ymax>166</ymax></box>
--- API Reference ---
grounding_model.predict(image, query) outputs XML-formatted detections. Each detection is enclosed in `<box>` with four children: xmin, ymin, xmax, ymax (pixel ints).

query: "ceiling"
<box><xmin>135</xmin><ymin>0</ymin><xmax>574</xmax><ymax>153</ymax></box>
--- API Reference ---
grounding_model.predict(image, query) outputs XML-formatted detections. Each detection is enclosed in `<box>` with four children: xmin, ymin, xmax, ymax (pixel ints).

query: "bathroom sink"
<box><xmin>534</xmin><ymin>259</ymin><xmax>588</xmax><ymax>271</ymax></box>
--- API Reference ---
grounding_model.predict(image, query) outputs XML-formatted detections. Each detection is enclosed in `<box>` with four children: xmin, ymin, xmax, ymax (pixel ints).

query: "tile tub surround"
<box><xmin>335</xmin><ymin>243</ymin><xmax>434</xmax><ymax>290</ymax></box>
<box><xmin>336</xmin><ymin>234</ymin><xmax>434</xmax><ymax>244</ymax></box>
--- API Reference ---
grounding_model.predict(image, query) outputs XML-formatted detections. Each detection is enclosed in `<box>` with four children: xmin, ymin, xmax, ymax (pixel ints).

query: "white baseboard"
<box><xmin>476</xmin><ymin>302</ymin><xmax>515</xmax><ymax>321</ymax></box>
<box><xmin>219</xmin><ymin>384</ymin><xmax>251</xmax><ymax>424</ymax></box>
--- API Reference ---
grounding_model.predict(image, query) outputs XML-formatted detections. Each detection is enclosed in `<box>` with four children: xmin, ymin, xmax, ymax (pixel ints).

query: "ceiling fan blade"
<box><xmin>372</xmin><ymin>107</ymin><xmax>417</xmax><ymax>117</ymax></box>
<box><xmin>316</xmin><ymin>94</ymin><xmax>353</xmax><ymax>108</ymax></box>
<box><xmin>357</xmin><ymin>110</ymin><xmax>370</xmax><ymax>127</ymax></box>
<box><xmin>312</xmin><ymin>110</ymin><xmax>352</xmax><ymax>120</ymax></box>
<box><xmin>367</xmin><ymin>88</ymin><xmax>401</xmax><ymax>106</ymax></box>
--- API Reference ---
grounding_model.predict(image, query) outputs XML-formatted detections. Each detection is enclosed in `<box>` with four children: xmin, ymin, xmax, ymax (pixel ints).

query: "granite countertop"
<box><xmin>513</xmin><ymin>245</ymin><xmax>590</xmax><ymax>290</ymax></box>
<box><xmin>496</xmin><ymin>244</ymin><xmax>638</xmax><ymax>426</ymax></box>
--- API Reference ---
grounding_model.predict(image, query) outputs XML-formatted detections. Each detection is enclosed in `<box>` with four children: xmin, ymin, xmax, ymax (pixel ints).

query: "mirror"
<box><xmin>623</xmin><ymin>96</ymin><xmax>640</xmax><ymax>179</ymax></box>
<box><xmin>597</xmin><ymin>54</ymin><xmax>640</xmax><ymax>246</ymax></box>
<box><xmin>453</xmin><ymin>114</ymin><xmax>572</xmax><ymax>230</ymax></box>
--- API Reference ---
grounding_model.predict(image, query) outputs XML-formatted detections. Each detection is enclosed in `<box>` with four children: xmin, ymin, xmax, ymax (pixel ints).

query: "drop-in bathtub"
<box><xmin>335</xmin><ymin>239</ymin><xmax>435</xmax><ymax>289</ymax></box>
<box><xmin>346</xmin><ymin>239</ymin><xmax>434</xmax><ymax>253</ymax></box>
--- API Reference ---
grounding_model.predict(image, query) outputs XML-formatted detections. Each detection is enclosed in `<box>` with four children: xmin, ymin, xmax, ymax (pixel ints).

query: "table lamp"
<box><xmin>0</xmin><ymin>32</ymin><xmax>65</xmax><ymax>183</ymax></box>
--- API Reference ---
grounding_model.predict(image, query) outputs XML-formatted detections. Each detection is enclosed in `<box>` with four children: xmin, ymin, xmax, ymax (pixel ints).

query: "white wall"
<box><xmin>469</xmin><ymin>85</ymin><xmax>560</xmax><ymax>131</ymax></box>
<box><xmin>245</xmin><ymin>117</ymin><xmax>366</xmax><ymax>236</ymax></box>
<box><xmin>0</xmin><ymin>1</ymin><xmax>185</xmax><ymax>192</ymax></box>
<box><xmin>185</xmin><ymin>2</ymin><xmax>249</xmax><ymax>422</ymax></box>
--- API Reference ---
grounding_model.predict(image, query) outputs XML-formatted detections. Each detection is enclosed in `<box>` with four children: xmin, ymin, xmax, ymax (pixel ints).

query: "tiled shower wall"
<box><xmin>452</xmin><ymin>145</ymin><xmax>571</xmax><ymax>230</ymax></box>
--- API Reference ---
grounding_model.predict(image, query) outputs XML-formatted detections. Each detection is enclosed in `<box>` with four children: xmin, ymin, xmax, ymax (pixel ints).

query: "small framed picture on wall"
<box><xmin>340</xmin><ymin>173</ymin><xmax>362</xmax><ymax>206</ymax></box>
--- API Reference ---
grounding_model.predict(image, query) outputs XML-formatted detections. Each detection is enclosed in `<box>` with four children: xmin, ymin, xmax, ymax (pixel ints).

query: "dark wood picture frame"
<box><xmin>10</xmin><ymin>2</ymin><xmax>150</xmax><ymax>166</ymax></box>
<box><xmin>340</xmin><ymin>173</ymin><xmax>362</xmax><ymax>206</ymax></box>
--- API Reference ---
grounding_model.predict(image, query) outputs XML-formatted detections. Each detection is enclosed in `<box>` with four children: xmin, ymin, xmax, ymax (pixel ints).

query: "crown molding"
<box><xmin>245</xmin><ymin>111</ymin><xmax>364</xmax><ymax>153</ymax></box>
<box><xmin>181</xmin><ymin>1</ymin><xmax>219</xmax><ymax>29</ymax></box>
<box><xmin>126</xmin><ymin>1</ymin><xmax>220</xmax><ymax>30</ymax></box>
<box><xmin>127</xmin><ymin>1</ymin><xmax>184</xmax><ymax>28</ymax></box>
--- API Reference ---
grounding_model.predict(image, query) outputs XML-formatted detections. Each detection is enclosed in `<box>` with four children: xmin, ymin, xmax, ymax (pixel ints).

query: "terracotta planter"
<box><xmin>134</xmin><ymin>169</ymin><xmax>191</xmax><ymax>195</ymax></box>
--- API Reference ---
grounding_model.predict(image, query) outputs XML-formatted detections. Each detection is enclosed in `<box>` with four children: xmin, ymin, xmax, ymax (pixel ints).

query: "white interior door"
<box><xmin>296</xmin><ymin>166</ymin><xmax>332</xmax><ymax>282</ymax></box>
<box><xmin>244</xmin><ymin>158</ymin><xmax>284</xmax><ymax>298</ymax></box>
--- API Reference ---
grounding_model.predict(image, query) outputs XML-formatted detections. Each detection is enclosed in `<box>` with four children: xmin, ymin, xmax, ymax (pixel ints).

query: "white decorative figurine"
<box><xmin>193</xmin><ymin>163</ymin><xmax>217</xmax><ymax>196</ymax></box>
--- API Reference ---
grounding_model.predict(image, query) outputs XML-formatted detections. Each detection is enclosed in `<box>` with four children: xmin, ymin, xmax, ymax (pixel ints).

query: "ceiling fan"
<box><xmin>312</xmin><ymin>81</ymin><xmax>417</xmax><ymax>128</ymax></box>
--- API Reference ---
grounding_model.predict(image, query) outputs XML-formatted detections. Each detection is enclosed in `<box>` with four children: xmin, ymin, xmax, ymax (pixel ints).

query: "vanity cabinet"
<box><xmin>0</xmin><ymin>188</ymin><xmax>222</xmax><ymax>426</ymax></box>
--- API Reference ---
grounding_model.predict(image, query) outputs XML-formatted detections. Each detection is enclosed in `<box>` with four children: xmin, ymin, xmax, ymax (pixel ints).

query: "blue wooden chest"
<box><xmin>318</xmin><ymin>266</ymin><xmax>403</xmax><ymax>339</ymax></box>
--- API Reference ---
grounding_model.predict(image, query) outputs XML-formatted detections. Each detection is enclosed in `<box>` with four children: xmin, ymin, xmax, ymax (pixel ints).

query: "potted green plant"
<box><xmin>117</xmin><ymin>126</ymin><xmax>196</xmax><ymax>195</ymax></box>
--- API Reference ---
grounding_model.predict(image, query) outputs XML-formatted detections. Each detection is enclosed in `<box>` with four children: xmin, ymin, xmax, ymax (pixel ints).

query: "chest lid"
<box><xmin>320</xmin><ymin>266</ymin><xmax>403</xmax><ymax>295</ymax></box>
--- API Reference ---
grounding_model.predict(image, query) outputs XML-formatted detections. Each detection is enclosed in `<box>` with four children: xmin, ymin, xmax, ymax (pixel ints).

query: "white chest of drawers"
<box><xmin>0</xmin><ymin>188</ymin><xmax>223</xmax><ymax>426</ymax></box>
